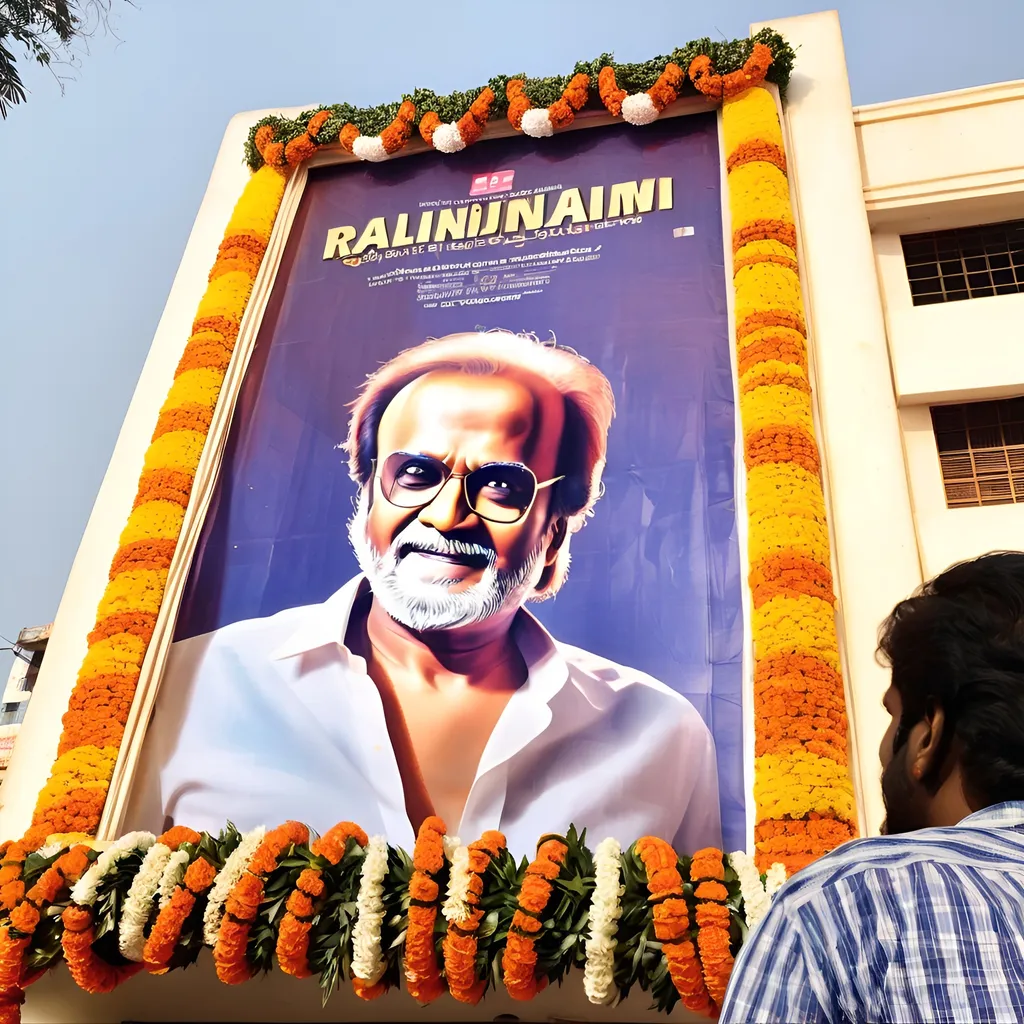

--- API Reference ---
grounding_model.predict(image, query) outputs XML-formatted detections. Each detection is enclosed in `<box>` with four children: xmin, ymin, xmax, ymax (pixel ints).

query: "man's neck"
<box><xmin>360</xmin><ymin>596</ymin><xmax>527</xmax><ymax>692</ymax></box>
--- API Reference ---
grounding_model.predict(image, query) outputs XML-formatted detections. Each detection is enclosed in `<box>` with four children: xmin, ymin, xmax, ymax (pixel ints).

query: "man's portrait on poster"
<box><xmin>126</xmin><ymin>330</ymin><xmax>723</xmax><ymax>857</ymax></box>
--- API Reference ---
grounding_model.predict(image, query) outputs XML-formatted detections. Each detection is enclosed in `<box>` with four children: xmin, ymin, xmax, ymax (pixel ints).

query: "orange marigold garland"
<box><xmin>442</xmin><ymin>830</ymin><xmax>507</xmax><ymax>1005</ymax></box>
<box><xmin>505</xmin><ymin>78</ymin><xmax>532</xmax><ymax>132</ymax></box>
<box><xmin>275</xmin><ymin>821</ymin><xmax>368</xmax><ymax>979</ymax></box>
<box><xmin>214</xmin><ymin>821</ymin><xmax>308</xmax><ymax>985</ymax></box>
<box><xmin>597</xmin><ymin>65</ymin><xmax>627</xmax><ymax>117</ymax></box>
<box><xmin>689</xmin><ymin>42</ymin><xmax>773</xmax><ymax>101</ymax></box>
<box><xmin>0</xmin><ymin>844</ymin><xmax>93</xmax><ymax>1020</ymax></box>
<box><xmin>61</xmin><ymin>904</ymin><xmax>144</xmax><ymax>994</ymax></box>
<box><xmin>635</xmin><ymin>837</ymin><xmax>713</xmax><ymax>1017</ymax></box>
<box><xmin>502</xmin><ymin>835</ymin><xmax>567</xmax><ymax>1001</ymax></box>
<box><xmin>403</xmin><ymin>816</ymin><xmax>447</xmax><ymax>1005</ymax></box>
<box><xmin>340</xmin><ymin>100</ymin><xmax>417</xmax><ymax>163</ymax></box>
<box><xmin>519</xmin><ymin>73</ymin><xmax>590</xmax><ymax>138</ymax></box>
<box><xmin>0</xmin><ymin>844</ymin><xmax>29</xmax><ymax>913</ymax></box>
<box><xmin>420</xmin><ymin>87</ymin><xmax>496</xmax><ymax>153</ymax></box>
<box><xmin>142</xmin><ymin>829</ymin><xmax>225</xmax><ymax>975</ymax></box>
<box><xmin>596</xmin><ymin>61</ymin><xmax>684</xmax><ymax>126</ymax></box>
<box><xmin>691</xmin><ymin>848</ymin><xmax>735</xmax><ymax>1011</ymax></box>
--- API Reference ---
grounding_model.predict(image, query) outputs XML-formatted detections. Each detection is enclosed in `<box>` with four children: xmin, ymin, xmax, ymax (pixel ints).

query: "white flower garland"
<box><xmin>727</xmin><ymin>850</ymin><xmax>771</xmax><ymax>930</ymax></box>
<box><xmin>583</xmin><ymin>837</ymin><xmax>624</xmax><ymax>1006</ymax></box>
<box><xmin>350</xmin><ymin>834</ymin><xmax>389</xmax><ymax>984</ymax></box>
<box><xmin>764</xmin><ymin>862</ymin><xmax>788</xmax><ymax>901</ymax></box>
<box><xmin>431</xmin><ymin>122</ymin><xmax>467</xmax><ymax>154</ymax></box>
<box><xmin>352</xmin><ymin>135</ymin><xmax>390</xmax><ymax>162</ymax></box>
<box><xmin>441</xmin><ymin>841</ymin><xmax>472</xmax><ymax>925</ymax></box>
<box><xmin>727</xmin><ymin>852</ymin><xmax>788</xmax><ymax>931</ymax></box>
<box><xmin>202</xmin><ymin>826</ymin><xmax>265</xmax><ymax>947</ymax></box>
<box><xmin>521</xmin><ymin>108</ymin><xmax>555</xmax><ymax>138</ymax></box>
<box><xmin>157</xmin><ymin>848</ymin><xmax>191</xmax><ymax>909</ymax></box>
<box><xmin>70</xmin><ymin>831</ymin><xmax>155</xmax><ymax>907</ymax></box>
<box><xmin>621</xmin><ymin>93</ymin><xmax>661</xmax><ymax>126</ymax></box>
<box><xmin>118</xmin><ymin>842</ymin><xmax>173</xmax><ymax>961</ymax></box>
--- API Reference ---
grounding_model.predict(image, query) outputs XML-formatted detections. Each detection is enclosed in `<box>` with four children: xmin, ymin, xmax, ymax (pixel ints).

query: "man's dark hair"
<box><xmin>877</xmin><ymin>551</ymin><xmax>1024</xmax><ymax>805</ymax></box>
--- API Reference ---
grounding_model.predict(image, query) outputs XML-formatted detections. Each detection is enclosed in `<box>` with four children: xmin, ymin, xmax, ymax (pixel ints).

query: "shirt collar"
<box><xmin>268</xmin><ymin>574</ymin><xmax>570</xmax><ymax>706</ymax></box>
<box><xmin>956</xmin><ymin>801</ymin><xmax>1024</xmax><ymax>829</ymax></box>
<box><xmin>268</xmin><ymin>575</ymin><xmax>367</xmax><ymax>662</ymax></box>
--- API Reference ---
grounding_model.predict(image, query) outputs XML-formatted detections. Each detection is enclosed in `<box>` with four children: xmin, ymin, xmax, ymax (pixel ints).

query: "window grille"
<box><xmin>902</xmin><ymin>220</ymin><xmax>1024</xmax><ymax>306</ymax></box>
<box><xmin>931</xmin><ymin>399</ymin><xmax>1024</xmax><ymax>508</ymax></box>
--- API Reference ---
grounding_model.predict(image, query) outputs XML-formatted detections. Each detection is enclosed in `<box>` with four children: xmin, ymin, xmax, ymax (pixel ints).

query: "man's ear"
<box><xmin>545</xmin><ymin>517</ymin><xmax>568</xmax><ymax>566</ymax></box>
<box><xmin>534</xmin><ymin>518</ymin><xmax>568</xmax><ymax>594</ymax></box>
<box><xmin>907</xmin><ymin>700</ymin><xmax>948</xmax><ymax>785</ymax></box>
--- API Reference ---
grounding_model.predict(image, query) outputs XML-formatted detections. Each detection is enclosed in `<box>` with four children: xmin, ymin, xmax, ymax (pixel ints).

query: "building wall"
<box><xmin>856</xmin><ymin>82</ymin><xmax>1024</xmax><ymax>579</ymax></box>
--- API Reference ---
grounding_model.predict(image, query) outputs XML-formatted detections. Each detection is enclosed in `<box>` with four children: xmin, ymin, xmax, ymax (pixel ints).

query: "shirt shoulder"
<box><xmin>172</xmin><ymin>603</ymin><xmax>321</xmax><ymax>662</ymax></box>
<box><xmin>554</xmin><ymin>641</ymin><xmax>709</xmax><ymax>730</ymax></box>
<box><xmin>774</xmin><ymin>825</ymin><xmax>1024</xmax><ymax>908</ymax></box>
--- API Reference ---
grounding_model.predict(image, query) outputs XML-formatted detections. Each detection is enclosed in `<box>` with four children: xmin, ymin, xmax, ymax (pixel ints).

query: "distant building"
<box><xmin>0</xmin><ymin>625</ymin><xmax>50</xmax><ymax>779</ymax></box>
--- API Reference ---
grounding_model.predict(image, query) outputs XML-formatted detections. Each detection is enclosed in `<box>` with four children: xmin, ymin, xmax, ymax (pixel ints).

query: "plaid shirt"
<box><xmin>721</xmin><ymin>802</ymin><xmax>1024</xmax><ymax>1023</ymax></box>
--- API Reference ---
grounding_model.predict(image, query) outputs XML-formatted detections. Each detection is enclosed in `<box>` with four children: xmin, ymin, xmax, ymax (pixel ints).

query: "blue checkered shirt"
<box><xmin>720</xmin><ymin>802</ymin><xmax>1024</xmax><ymax>1023</ymax></box>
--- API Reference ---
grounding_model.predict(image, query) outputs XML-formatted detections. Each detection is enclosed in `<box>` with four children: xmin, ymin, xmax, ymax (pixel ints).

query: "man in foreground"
<box><xmin>722</xmin><ymin>551</ymin><xmax>1024</xmax><ymax>1023</ymax></box>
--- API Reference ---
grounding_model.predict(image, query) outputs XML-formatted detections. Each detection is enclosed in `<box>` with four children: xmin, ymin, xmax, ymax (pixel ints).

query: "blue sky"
<box><xmin>1</xmin><ymin>0</ymin><xmax>1022</xmax><ymax>667</ymax></box>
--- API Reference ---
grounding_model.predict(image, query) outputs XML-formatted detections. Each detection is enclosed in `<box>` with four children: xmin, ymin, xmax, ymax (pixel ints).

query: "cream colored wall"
<box><xmin>856</xmin><ymin>81</ymin><xmax>1024</xmax><ymax>220</ymax></box>
<box><xmin>860</xmin><ymin>80</ymin><xmax>1024</xmax><ymax>405</ymax></box>
<box><xmin>856</xmin><ymin>80</ymin><xmax>1024</xmax><ymax>604</ymax></box>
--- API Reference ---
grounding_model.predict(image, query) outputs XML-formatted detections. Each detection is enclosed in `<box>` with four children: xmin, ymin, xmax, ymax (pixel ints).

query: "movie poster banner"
<box><xmin>124</xmin><ymin>112</ymin><xmax>748</xmax><ymax>856</ymax></box>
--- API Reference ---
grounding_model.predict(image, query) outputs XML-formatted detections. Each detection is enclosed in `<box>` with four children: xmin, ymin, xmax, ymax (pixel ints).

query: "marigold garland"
<box><xmin>2</xmin><ymin>166</ymin><xmax>290</xmax><ymax>965</ymax></box>
<box><xmin>61</xmin><ymin>904</ymin><xmax>144</xmax><ymax>994</ymax></box>
<box><xmin>635</xmin><ymin>837</ymin><xmax>713</xmax><ymax>1017</ymax></box>
<box><xmin>420</xmin><ymin>87</ymin><xmax>496</xmax><ymax>153</ymax></box>
<box><xmin>689</xmin><ymin>42</ymin><xmax>774</xmax><ymax>101</ymax></box>
<box><xmin>517</xmin><ymin>73</ymin><xmax>590</xmax><ymax>138</ymax></box>
<box><xmin>236</xmin><ymin>30</ymin><xmax>793</xmax><ymax>168</ymax></box>
<box><xmin>214</xmin><ymin>821</ymin><xmax>308</xmax><ymax>985</ymax></box>
<box><xmin>0</xmin><ymin>826</ymin><xmax>792</xmax><ymax>1020</ymax></box>
<box><xmin>275</xmin><ymin>820</ymin><xmax>367</xmax><ymax>980</ymax></box>
<box><xmin>723</xmin><ymin>83</ymin><xmax>858</xmax><ymax>872</ymax></box>
<box><xmin>502</xmin><ymin>835</ymin><xmax>568</xmax><ymax>1002</ymax></box>
<box><xmin>403</xmin><ymin>816</ymin><xmax>447</xmax><ymax>1005</ymax></box>
<box><xmin>442</xmin><ymin>830</ymin><xmax>506</xmax><ymax>1005</ymax></box>
<box><xmin>142</xmin><ymin>854</ymin><xmax>216</xmax><ymax>974</ymax></box>
<box><xmin>690</xmin><ymin>847</ymin><xmax>734</xmax><ymax>1011</ymax></box>
<box><xmin>0</xmin><ymin>844</ymin><xmax>91</xmax><ymax>1020</ymax></box>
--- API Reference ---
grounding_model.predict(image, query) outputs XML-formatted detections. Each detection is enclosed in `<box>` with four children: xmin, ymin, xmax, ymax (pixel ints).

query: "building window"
<box><xmin>902</xmin><ymin>219</ymin><xmax>1024</xmax><ymax>306</ymax></box>
<box><xmin>932</xmin><ymin>399</ymin><xmax>1024</xmax><ymax>507</ymax></box>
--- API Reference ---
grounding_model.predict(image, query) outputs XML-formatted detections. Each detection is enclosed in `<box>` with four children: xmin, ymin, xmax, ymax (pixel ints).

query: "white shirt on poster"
<box><xmin>125</xmin><ymin>576</ymin><xmax>722</xmax><ymax>858</ymax></box>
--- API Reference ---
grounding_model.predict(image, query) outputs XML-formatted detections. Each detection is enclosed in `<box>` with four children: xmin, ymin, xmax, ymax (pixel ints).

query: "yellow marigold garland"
<box><xmin>723</xmin><ymin>84</ymin><xmax>858</xmax><ymax>871</ymax></box>
<box><xmin>25</xmin><ymin>163</ymin><xmax>287</xmax><ymax>851</ymax></box>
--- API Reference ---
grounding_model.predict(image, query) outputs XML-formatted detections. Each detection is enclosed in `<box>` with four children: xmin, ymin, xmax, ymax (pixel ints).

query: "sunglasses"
<box><xmin>375</xmin><ymin>451</ymin><xmax>564</xmax><ymax>525</ymax></box>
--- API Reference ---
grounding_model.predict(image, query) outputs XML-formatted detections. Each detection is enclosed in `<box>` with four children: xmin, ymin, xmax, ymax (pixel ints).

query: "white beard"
<box><xmin>348</xmin><ymin>492</ymin><xmax>546</xmax><ymax>632</ymax></box>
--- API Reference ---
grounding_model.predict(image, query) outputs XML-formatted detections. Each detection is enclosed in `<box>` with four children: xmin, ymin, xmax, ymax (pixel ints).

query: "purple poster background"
<box><xmin>175</xmin><ymin>114</ymin><xmax>746</xmax><ymax>849</ymax></box>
